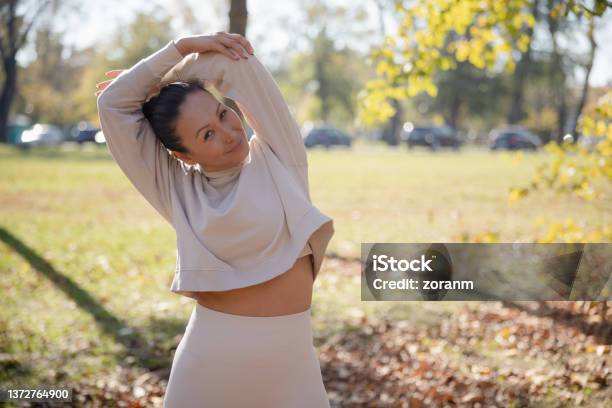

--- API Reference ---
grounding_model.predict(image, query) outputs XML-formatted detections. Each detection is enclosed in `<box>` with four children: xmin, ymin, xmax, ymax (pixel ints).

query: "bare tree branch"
<box><xmin>7</xmin><ymin>0</ymin><xmax>17</xmax><ymax>56</ymax></box>
<box><xmin>17</xmin><ymin>0</ymin><xmax>53</xmax><ymax>52</ymax></box>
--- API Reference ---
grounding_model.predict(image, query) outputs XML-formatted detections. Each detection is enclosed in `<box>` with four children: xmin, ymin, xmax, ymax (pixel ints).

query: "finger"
<box><xmin>227</xmin><ymin>46</ymin><xmax>241</xmax><ymax>60</ymax></box>
<box><xmin>219</xmin><ymin>37</ymin><xmax>248</xmax><ymax>59</ymax></box>
<box><xmin>228</xmin><ymin>33</ymin><xmax>254</xmax><ymax>54</ymax></box>
<box><xmin>105</xmin><ymin>69</ymin><xmax>123</xmax><ymax>77</ymax></box>
<box><xmin>95</xmin><ymin>80</ymin><xmax>113</xmax><ymax>89</ymax></box>
<box><xmin>231</xmin><ymin>43</ymin><xmax>249</xmax><ymax>58</ymax></box>
<box><xmin>217</xmin><ymin>32</ymin><xmax>251</xmax><ymax>57</ymax></box>
<box><xmin>213</xmin><ymin>42</ymin><xmax>240</xmax><ymax>60</ymax></box>
<box><xmin>216</xmin><ymin>35</ymin><xmax>246</xmax><ymax>58</ymax></box>
<box><xmin>104</xmin><ymin>70</ymin><xmax>124</xmax><ymax>78</ymax></box>
<box><xmin>95</xmin><ymin>83</ymin><xmax>110</xmax><ymax>92</ymax></box>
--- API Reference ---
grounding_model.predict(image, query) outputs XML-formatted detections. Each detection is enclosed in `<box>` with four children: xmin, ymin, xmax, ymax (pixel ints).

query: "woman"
<box><xmin>95</xmin><ymin>32</ymin><xmax>334</xmax><ymax>407</ymax></box>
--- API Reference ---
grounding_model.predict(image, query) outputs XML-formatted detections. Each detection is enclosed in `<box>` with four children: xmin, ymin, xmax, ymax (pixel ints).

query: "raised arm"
<box><xmin>96</xmin><ymin>41</ymin><xmax>186</xmax><ymax>227</ymax></box>
<box><xmin>159</xmin><ymin>48</ymin><xmax>311</xmax><ymax>197</ymax></box>
<box><xmin>96</xmin><ymin>34</ymin><xmax>254</xmax><ymax>226</ymax></box>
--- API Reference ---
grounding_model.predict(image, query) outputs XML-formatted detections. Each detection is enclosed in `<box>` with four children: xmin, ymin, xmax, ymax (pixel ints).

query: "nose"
<box><xmin>220</xmin><ymin>126</ymin><xmax>235</xmax><ymax>144</ymax></box>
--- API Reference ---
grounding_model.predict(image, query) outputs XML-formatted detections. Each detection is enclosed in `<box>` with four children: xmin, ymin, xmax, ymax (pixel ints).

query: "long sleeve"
<box><xmin>96</xmin><ymin>41</ymin><xmax>186</xmax><ymax>227</ymax></box>
<box><xmin>158</xmin><ymin>50</ymin><xmax>310</xmax><ymax>197</ymax></box>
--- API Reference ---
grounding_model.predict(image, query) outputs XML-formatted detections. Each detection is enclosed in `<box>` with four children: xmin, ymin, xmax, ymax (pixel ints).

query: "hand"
<box><xmin>174</xmin><ymin>32</ymin><xmax>254</xmax><ymax>60</ymax></box>
<box><xmin>95</xmin><ymin>70</ymin><xmax>125</xmax><ymax>97</ymax></box>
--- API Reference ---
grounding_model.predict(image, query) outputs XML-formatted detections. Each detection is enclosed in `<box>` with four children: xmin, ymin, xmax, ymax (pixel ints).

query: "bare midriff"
<box><xmin>191</xmin><ymin>254</ymin><xmax>314</xmax><ymax>317</ymax></box>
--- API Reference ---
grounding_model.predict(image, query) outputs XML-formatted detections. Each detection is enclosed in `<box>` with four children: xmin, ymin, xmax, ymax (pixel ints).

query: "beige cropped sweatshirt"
<box><xmin>96</xmin><ymin>40</ymin><xmax>334</xmax><ymax>299</ymax></box>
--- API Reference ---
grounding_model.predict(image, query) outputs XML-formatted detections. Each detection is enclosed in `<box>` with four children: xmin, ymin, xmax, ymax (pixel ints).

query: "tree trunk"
<box><xmin>313</xmin><ymin>27</ymin><xmax>331</xmax><ymax>123</ymax></box>
<box><xmin>508</xmin><ymin>0</ymin><xmax>540</xmax><ymax>124</ymax></box>
<box><xmin>547</xmin><ymin>0</ymin><xmax>568</xmax><ymax>143</ymax></box>
<box><xmin>508</xmin><ymin>59</ymin><xmax>529</xmax><ymax>124</ymax></box>
<box><xmin>569</xmin><ymin>18</ymin><xmax>596</xmax><ymax>142</ymax></box>
<box><xmin>375</xmin><ymin>0</ymin><xmax>403</xmax><ymax>145</ymax></box>
<box><xmin>0</xmin><ymin>56</ymin><xmax>18</xmax><ymax>143</ymax></box>
<box><xmin>448</xmin><ymin>91</ymin><xmax>461</xmax><ymax>129</ymax></box>
<box><xmin>0</xmin><ymin>0</ymin><xmax>54</xmax><ymax>143</ymax></box>
<box><xmin>229</xmin><ymin>0</ymin><xmax>247</xmax><ymax>35</ymax></box>
<box><xmin>381</xmin><ymin>98</ymin><xmax>402</xmax><ymax>146</ymax></box>
<box><xmin>225</xmin><ymin>0</ymin><xmax>248</xmax><ymax>122</ymax></box>
<box><xmin>556</xmin><ymin>92</ymin><xmax>567</xmax><ymax>143</ymax></box>
<box><xmin>315</xmin><ymin>55</ymin><xmax>330</xmax><ymax>122</ymax></box>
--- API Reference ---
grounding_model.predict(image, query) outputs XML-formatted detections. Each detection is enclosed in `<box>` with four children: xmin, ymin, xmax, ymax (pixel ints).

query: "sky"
<box><xmin>18</xmin><ymin>0</ymin><xmax>612</xmax><ymax>87</ymax></box>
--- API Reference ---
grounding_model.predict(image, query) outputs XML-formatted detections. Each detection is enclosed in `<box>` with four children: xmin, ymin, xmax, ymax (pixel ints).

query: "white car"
<box><xmin>19</xmin><ymin>124</ymin><xmax>65</xmax><ymax>147</ymax></box>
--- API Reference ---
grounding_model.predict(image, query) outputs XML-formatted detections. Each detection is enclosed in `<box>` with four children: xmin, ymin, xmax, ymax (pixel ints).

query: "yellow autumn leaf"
<box><xmin>499</xmin><ymin>327</ymin><xmax>512</xmax><ymax>339</ymax></box>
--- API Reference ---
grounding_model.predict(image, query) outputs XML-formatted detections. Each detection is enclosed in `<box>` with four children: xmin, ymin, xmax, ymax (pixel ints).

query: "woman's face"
<box><xmin>173</xmin><ymin>89</ymin><xmax>249</xmax><ymax>172</ymax></box>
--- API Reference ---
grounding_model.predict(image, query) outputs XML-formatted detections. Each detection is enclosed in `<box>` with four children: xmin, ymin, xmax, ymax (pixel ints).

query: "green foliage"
<box><xmin>11</xmin><ymin>5</ymin><xmax>183</xmax><ymax>127</ymax></box>
<box><xmin>509</xmin><ymin>90</ymin><xmax>612</xmax><ymax>242</ymax></box>
<box><xmin>358</xmin><ymin>0</ymin><xmax>611</xmax><ymax>127</ymax></box>
<box><xmin>74</xmin><ymin>9</ymin><xmax>175</xmax><ymax>125</ymax></box>
<box><xmin>16</xmin><ymin>29</ymin><xmax>84</xmax><ymax>125</ymax></box>
<box><xmin>359</xmin><ymin>0</ymin><xmax>537</xmax><ymax>126</ymax></box>
<box><xmin>276</xmin><ymin>29</ymin><xmax>371</xmax><ymax>130</ymax></box>
<box><xmin>511</xmin><ymin>91</ymin><xmax>611</xmax><ymax>198</ymax></box>
<box><xmin>107</xmin><ymin>10</ymin><xmax>174</xmax><ymax>68</ymax></box>
<box><xmin>550</xmin><ymin>0</ymin><xmax>611</xmax><ymax>17</ymax></box>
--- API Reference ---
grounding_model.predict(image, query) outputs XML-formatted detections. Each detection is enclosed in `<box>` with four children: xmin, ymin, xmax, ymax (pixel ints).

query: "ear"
<box><xmin>172</xmin><ymin>150</ymin><xmax>197</xmax><ymax>165</ymax></box>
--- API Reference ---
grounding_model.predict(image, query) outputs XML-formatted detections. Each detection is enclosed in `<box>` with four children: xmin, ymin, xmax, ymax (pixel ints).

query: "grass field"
<box><xmin>0</xmin><ymin>141</ymin><xmax>609</xmax><ymax>405</ymax></box>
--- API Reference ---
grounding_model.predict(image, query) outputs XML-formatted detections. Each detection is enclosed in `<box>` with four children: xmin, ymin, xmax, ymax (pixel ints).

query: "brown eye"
<box><xmin>204</xmin><ymin>109</ymin><xmax>227</xmax><ymax>140</ymax></box>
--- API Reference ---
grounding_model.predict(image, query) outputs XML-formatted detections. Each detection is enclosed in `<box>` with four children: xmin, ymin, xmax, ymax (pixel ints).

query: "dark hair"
<box><xmin>142</xmin><ymin>80</ymin><xmax>216</xmax><ymax>154</ymax></box>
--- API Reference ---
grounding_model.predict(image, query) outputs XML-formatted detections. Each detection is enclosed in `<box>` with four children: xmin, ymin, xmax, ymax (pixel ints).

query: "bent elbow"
<box><xmin>96</xmin><ymin>90</ymin><xmax>111</xmax><ymax>114</ymax></box>
<box><xmin>96</xmin><ymin>79</ymin><xmax>125</xmax><ymax>112</ymax></box>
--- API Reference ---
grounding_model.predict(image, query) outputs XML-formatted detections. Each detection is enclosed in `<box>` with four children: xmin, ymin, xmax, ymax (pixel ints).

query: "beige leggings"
<box><xmin>163</xmin><ymin>302</ymin><xmax>330</xmax><ymax>407</ymax></box>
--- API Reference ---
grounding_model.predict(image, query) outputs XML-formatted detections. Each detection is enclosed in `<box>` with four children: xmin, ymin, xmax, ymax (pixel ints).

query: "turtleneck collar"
<box><xmin>201</xmin><ymin>155</ymin><xmax>249</xmax><ymax>187</ymax></box>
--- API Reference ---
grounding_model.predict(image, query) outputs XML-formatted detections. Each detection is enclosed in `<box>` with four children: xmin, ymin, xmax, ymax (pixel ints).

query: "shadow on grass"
<box><xmin>0</xmin><ymin>225</ymin><xmax>185</xmax><ymax>373</ymax></box>
<box><xmin>0</xmin><ymin>353</ymin><xmax>34</xmax><ymax>384</ymax></box>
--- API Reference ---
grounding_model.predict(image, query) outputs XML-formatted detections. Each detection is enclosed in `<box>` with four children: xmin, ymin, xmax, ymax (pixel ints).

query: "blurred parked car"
<box><xmin>72</xmin><ymin>121</ymin><xmax>102</xmax><ymax>144</ymax></box>
<box><xmin>8</xmin><ymin>123</ymin><xmax>29</xmax><ymax>145</ymax></box>
<box><xmin>403</xmin><ymin>125</ymin><xmax>461</xmax><ymax>150</ymax></box>
<box><xmin>76</xmin><ymin>128</ymin><xmax>102</xmax><ymax>144</ymax></box>
<box><xmin>17</xmin><ymin>124</ymin><xmax>64</xmax><ymax>148</ymax></box>
<box><xmin>488</xmin><ymin>127</ymin><xmax>542</xmax><ymax>151</ymax></box>
<box><xmin>304</xmin><ymin>127</ymin><xmax>352</xmax><ymax>149</ymax></box>
<box><xmin>93</xmin><ymin>131</ymin><xmax>106</xmax><ymax>144</ymax></box>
